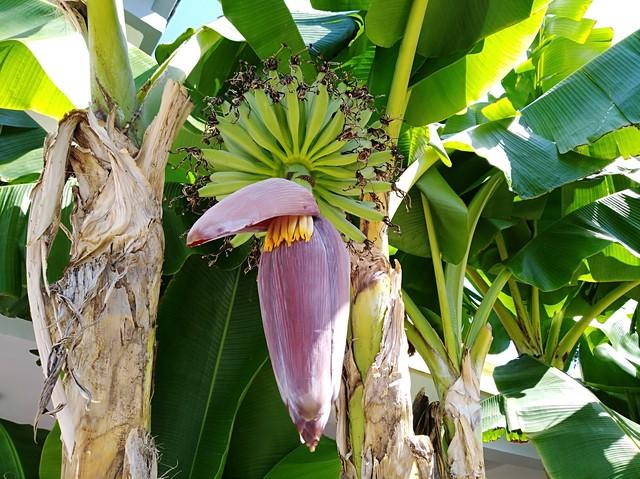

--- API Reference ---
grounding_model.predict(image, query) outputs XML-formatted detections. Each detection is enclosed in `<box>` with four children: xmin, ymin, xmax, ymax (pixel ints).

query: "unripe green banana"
<box><xmin>316</xmin><ymin>187</ymin><xmax>384</xmax><ymax>221</ymax></box>
<box><xmin>217</xmin><ymin>122</ymin><xmax>275</xmax><ymax>168</ymax></box>
<box><xmin>202</xmin><ymin>149</ymin><xmax>274</xmax><ymax>176</ymax></box>
<box><xmin>197</xmin><ymin>59</ymin><xmax>397</xmax><ymax>240</ymax></box>
<box><xmin>317</xmin><ymin>197</ymin><xmax>366</xmax><ymax>242</ymax></box>
<box><xmin>301</xmin><ymin>83</ymin><xmax>329</xmax><ymax>154</ymax></box>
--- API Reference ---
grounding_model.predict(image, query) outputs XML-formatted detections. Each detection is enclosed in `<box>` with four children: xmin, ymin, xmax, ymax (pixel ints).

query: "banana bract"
<box><xmin>199</xmin><ymin>60</ymin><xmax>394</xmax><ymax>242</ymax></box>
<box><xmin>187</xmin><ymin>179</ymin><xmax>350</xmax><ymax>451</ymax></box>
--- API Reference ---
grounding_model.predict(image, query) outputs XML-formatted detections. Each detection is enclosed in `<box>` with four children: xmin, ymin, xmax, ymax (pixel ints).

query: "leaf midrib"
<box><xmin>187</xmin><ymin>268</ymin><xmax>241</xmax><ymax>479</ymax></box>
<box><xmin>0</xmin><ymin>422</ymin><xmax>25</xmax><ymax>479</ymax></box>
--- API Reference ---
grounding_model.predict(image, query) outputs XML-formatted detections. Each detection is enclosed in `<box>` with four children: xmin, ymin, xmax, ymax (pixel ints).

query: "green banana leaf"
<box><xmin>0</xmin><ymin>109</ymin><xmax>39</xmax><ymax>128</ymax></box>
<box><xmin>221</xmin><ymin>0</ymin><xmax>309</xmax><ymax>60</ymax></box>
<box><xmin>493</xmin><ymin>355</ymin><xmax>640</xmax><ymax>478</ymax></box>
<box><xmin>582</xmin><ymin>244</ymin><xmax>640</xmax><ymax>283</ymax></box>
<box><xmin>547</xmin><ymin>0</ymin><xmax>592</xmax><ymax>20</ymax></box>
<box><xmin>0</xmin><ymin>420</ymin><xmax>47</xmax><ymax>479</ymax></box>
<box><xmin>406</xmin><ymin>8</ymin><xmax>547</xmax><ymax>125</ymax></box>
<box><xmin>581</xmin><ymin>312</ymin><xmax>640</xmax><ymax>421</ymax></box>
<box><xmin>263</xmin><ymin>438</ymin><xmax>340</xmax><ymax>478</ymax></box>
<box><xmin>222</xmin><ymin>362</ymin><xmax>300</xmax><ymax>478</ymax></box>
<box><xmin>366</xmin><ymin>0</ymin><xmax>542</xmax><ymax>58</ymax></box>
<box><xmin>294</xmin><ymin>12</ymin><xmax>362</xmax><ymax>59</ymax></box>
<box><xmin>221</xmin><ymin>1</ymin><xmax>361</xmax><ymax>65</ymax></box>
<box><xmin>0</xmin><ymin>0</ymin><xmax>79</xmax><ymax>118</ymax></box>
<box><xmin>0</xmin><ymin>184</ymin><xmax>34</xmax><ymax>299</ymax></box>
<box><xmin>389</xmin><ymin>188</ymin><xmax>431</xmax><ymax>258</ymax></box>
<box><xmin>444</xmin><ymin>118</ymin><xmax>611</xmax><ymax>200</ymax></box>
<box><xmin>521</xmin><ymin>29</ymin><xmax>640</xmax><ymax>154</ymax></box>
<box><xmin>390</xmin><ymin>167</ymin><xmax>469</xmax><ymax>263</ymax></box>
<box><xmin>508</xmin><ymin>189</ymin><xmax>640</xmax><ymax>290</ymax></box>
<box><xmin>0</xmin><ymin>127</ymin><xmax>45</xmax><ymax>183</ymax></box>
<box><xmin>448</xmin><ymin>30</ymin><xmax>640</xmax><ymax>200</ymax></box>
<box><xmin>0</xmin><ymin>0</ymin><xmax>155</xmax><ymax>121</ymax></box>
<box><xmin>151</xmin><ymin>256</ymin><xmax>268</xmax><ymax>479</ymax></box>
<box><xmin>39</xmin><ymin>423</ymin><xmax>62</xmax><ymax>479</ymax></box>
<box><xmin>312</xmin><ymin>0</ymin><xmax>369</xmax><ymax>9</ymax></box>
<box><xmin>535</xmin><ymin>0</ymin><xmax>612</xmax><ymax>92</ymax></box>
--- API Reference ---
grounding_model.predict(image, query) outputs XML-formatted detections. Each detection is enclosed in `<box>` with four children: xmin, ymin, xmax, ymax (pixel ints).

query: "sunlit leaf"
<box><xmin>405</xmin><ymin>9</ymin><xmax>546</xmax><ymax>125</ymax></box>
<box><xmin>493</xmin><ymin>355</ymin><xmax>640</xmax><ymax>478</ymax></box>
<box><xmin>508</xmin><ymin>189</ymin><xmax>640</xmax><ymax>290</ymax></box>
<box><xmin>520</xmin><ymin>30</ymin><xmax>640</xmax><ymax>153</ymax></box>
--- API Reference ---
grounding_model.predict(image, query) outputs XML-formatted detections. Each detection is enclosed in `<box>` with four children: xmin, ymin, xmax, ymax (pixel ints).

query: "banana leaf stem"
<box><xmin>542</xmin><ymin>309</ymin><xmax>564</xmax><ymax>364</ymax></box>
<box><xmin>403</xmin><ymin>290</ymin><xmax>457</xmax><ymax>377</ymax></box>
<box><xmin>87</xmin><ymin>0</ymin><xmax>136</xmax><ymax>128</ymax></box>
<box><xmin>466</xmin><ymin>267</ymin><xmax>532</xmax><ymax>354</ymax></box>
<box><xmin>385</xmin><ymin>0</ymin><xmax>429</xmax><ymax>141</ymax></box>
<box><xmin>364</xmin><ymin>0</ymin><xmax>429</xmax><ymax>248</ymax></box>
<box><xmin>464</xmin><ymin>267</ymin><xmax>511</xmax><ymax>348</ymax></box>
<box><xmin>421</xmin><ymin>194</ymin><xmax>460</xmax><ymax>366</ymax></box>
<box><xmin>552</xmin><ymin>281</ymin><xmax>640</xmax><ymax>368</ymax></box>
<box><xmin>405</xmin><ymin>320</ymin><xmax>454</xmax><ymax>397</ymax></box>
<box><xmin>469</xmin><ymin>324</ymin><xmax>492</xmax><ymax>377</ymax></box>
<box><xmin>531</xmin><ymin>286</ymin><xmax>543</xmax><ymax>351</ymax></box>
<box><xmin>495</xmin><ymin>232</ymin><xmax>538</xmax><ymax>350</ymax></box>
<box><xmin>445</xmin><ymin>174</ymin><xmax>503</xmax><ymax>327</ymax></box>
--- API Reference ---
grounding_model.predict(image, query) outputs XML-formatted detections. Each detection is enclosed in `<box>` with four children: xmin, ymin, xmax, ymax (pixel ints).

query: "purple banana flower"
<box><xmin>187</xmin><ymin>178</ymin><xmax>350</xmax><ymax>451</ymax></box>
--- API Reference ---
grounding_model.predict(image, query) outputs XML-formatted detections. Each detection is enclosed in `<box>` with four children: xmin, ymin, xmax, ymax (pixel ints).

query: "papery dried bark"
<box><xmin>443</xmin><ymin>354</ymin><xmax>484</xmax><ymax>479</ymax></box>
<box><xmin>337</xmin><ymin>245</ymin><xmax>433</xmax><ymax>479</ymax></box>
<box><xmin>26</xmin><ymin>81</ymin><xmax>191</xmax><ymax>478</ymax></box>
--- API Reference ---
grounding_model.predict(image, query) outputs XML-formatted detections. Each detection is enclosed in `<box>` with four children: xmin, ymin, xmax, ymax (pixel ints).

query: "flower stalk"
<box><xmin>336</xmin><ymin>1</ymin><xmax>435</xmax><ymax>478</ymax></box>
<box><xmin>87</xmin><ymin>0</ymin><xmax>136</xmax><ymax>127</ymax></box>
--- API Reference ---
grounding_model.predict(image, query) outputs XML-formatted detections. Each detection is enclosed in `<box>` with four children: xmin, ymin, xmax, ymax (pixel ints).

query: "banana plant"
<box><xmin>387</xmin><ymin>0</ymin><xmax>640</xmax><ymax>477</ymax></box>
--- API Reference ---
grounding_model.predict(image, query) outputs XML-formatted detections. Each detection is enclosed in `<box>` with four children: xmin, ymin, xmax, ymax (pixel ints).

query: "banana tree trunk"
<box><xmin>26</xmin><ymin>82</ymin><xmax>191</xmax><ymax>478</ymax></box>
<box><xmin>336</xmin><ymin>244</ymin><xmax>433</xmax><ymax>478</ymax></box>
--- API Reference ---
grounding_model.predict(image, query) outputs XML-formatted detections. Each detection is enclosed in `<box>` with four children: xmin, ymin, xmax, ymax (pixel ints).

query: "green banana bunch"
<box><xmin>198</xmin><ymin>59</ymin><xmax>396</xmax><ymax>242</ymax></box>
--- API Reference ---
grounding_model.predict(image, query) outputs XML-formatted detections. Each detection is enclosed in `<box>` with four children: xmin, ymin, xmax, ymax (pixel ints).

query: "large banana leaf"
<box><xmin>0</xmin><ymin>0</ymin><xmax>80</xmax><ymax>118</ymax></box>
<box><xmin>521</xmin><ymin>29</ymin><xmax>640</xmax><ymax>153</ymax></box>
<box><xmin>221</xmin><ymin>0</ymin><xmax>308</xmax><ymax>60</ymax></box>
<box><xmin>223</xmin><ymin>362</ymin><xmax>300</xmax><ymax>479</ymax></box>
<box><xmin>39</xmin><ymin>423</ymin><xmax>62</xmax><ymax>479</ymax></box>
<box><xmin>492</xmin><ymin>355</ymin><xmax>640</xmax><ymax>478</ymax></box>
<box><xmin>311</xmin><ymin>0</ymin><xmax>370</xmax><ymax>10</ymax></box>
<box><xmin>151</xmin><ymin>256</ymin><xmax>268</xmax><ymax>479</ymax></box>
<box><xmin>389</xmin><ymin>189</ymin><xmax>431</xmax><ymax>257</ymax></box>
<box><xmin>390</xmin><ymin>167</ymin><xmax>469</xmax><ymax>263</ymax></box>
<box><xmin>0</xmin><ymin>420</ymin><xmax>47</xmax><ymax>479</ymax></box>
<box><xmin>0</xmin><ymin>0</ymin><xmax>155</xmax><ymax>120</ymax></box>
<box><xmin>444</xmin><ymin>118</ymin><xmax>611</xmax><ymax>199</ymax></box>
<box><xmin>508</xmin><ymin>189</ymin><xmax>640</xmax><ymax>290</ymax></box>
<box><xmin>0</xmin><ymin>127</ymin><xmax>45</xmax><ymax>183</ymax></box>
<box><xmin>534</xmin><ymin>0</ymin><xmax>612</xmax><ymax>92</ymax></box>
<box><xmin>263</xmin><ymin>438</ymin><xmax>340</xmax><ymax>478</ymax></box>
<box><xmin>582</xmin><ymin>244</ymin><xmax>640</xmax><ymax>283</ymax></box>
<box><xmin>0</xmin><ymin>182</ymin><xmax>72</xmax><ymax>314</ymax></box>
<box><xmin>221</xmin><ymin>0</ymin><xmax>361</xmax><ymax>63</ymax></box>
<box><xmin>0</xmin><ymin>184</ymin><xmax>34</xmax><ymax>300</ymax></box>
<box><xmin>406</xmin><ymin>8</ymin><xmax>547</xmax><ymax>125</ymax></box>
<box><xmin>581</xmin><ymin>312</ymin><xmax>640</xmax><ymax>421</ymax></box>
<box><xmin>366</xmin><ymin>0</ymin><xmax>541</xmax><ymax>58</ymax></box>
<box><xmin>446</xmin><ymin>29</ymin><xmax>640</xmax><ymax>199</ymax></box>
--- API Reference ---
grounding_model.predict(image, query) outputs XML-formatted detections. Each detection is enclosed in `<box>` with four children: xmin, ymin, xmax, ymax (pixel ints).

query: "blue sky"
<box><xmin>159</xmin><ymin>0</ymin><xmax>222</xmax><ymax>45</ymax></box>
